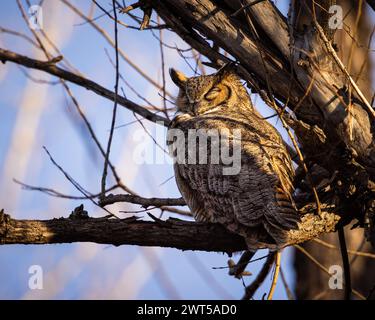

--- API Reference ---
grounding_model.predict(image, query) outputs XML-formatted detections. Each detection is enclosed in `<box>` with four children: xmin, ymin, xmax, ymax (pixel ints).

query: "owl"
<box><xmin>167</xmin><ymin>65</ymin><xmax>300</xmax><ymax>250</ymax></box>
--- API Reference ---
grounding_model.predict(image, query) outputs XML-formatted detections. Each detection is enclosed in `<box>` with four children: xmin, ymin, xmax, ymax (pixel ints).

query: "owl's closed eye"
<box><xmin>169</xmin><ymin>64</ymin><xmax>241</xmax><ymax>116</ymax></box>
<box><xmin>204</xmin><ymin>84</ymin><xmax>231</xmax><ymax>103</ymax></box>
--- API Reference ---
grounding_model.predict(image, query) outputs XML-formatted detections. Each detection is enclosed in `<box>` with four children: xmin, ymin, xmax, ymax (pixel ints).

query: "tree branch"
<box><xmin>338</xmin><ymin>227</ymin><xmax>352</xmax><ymax>300</ymax></box>
<box><xmin>152</xmin><ymin>0</ymin><xmax>301</xmax><ymax>102</ymax></box>
<box><xmin>0</xmin><ymin>204</ymin><xmax>341</xmax><ymax>251</ymax></box>
<box><xmin>150</xmin><ymin>0</ymin><xmax>375</xmax><ymax>170</ymax></box>
<box><xmin>0</xmin><ymin>209</ymin><xmax>246</xmax><ymax>252</ymax></box>
<box><xmin>242</xmin><ymin>252</ymin><xmax>275</xmax><ymax>300</ymax></box>
<box><xmin>226</xmin><ymin>0</ymin><xmax>290</xmax><ymax>58</ymax></box>
<box><xmin>99</xmin><ymin>194</ymin><xmax>186</xmax><ymax>207</ymax></box>
<box><xmin>0</xmin><ymin>48</ymin><xmax>169</xmax><ymax>125</ymax></box>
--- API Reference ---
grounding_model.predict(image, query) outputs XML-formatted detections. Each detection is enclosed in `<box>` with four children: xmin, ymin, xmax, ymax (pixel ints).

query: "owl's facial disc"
<box><xmin>190</xmin><ymin>83</ymin><xmax>231</xmax><ymax>115</ymax></box>
<box><xmin>182</xmin><ymin>75</ymin><xmax>228</xmax><ymax>115</ymax></box>
<box><xmin>170</xmin><ymin>68</ymin><xmax>237</xmax><ymax>116</ymax></box>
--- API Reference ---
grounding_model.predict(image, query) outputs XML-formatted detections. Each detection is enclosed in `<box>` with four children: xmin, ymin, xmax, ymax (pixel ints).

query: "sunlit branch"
<box><xmin>0</xmin><ymin>48</ymin><xmax>169</xmax><ymax>124</ymax></box>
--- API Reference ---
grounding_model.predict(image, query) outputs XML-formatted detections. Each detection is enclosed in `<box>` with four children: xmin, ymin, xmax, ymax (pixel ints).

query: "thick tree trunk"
<box><xmin>294</xmin><ymin>0</ymin><xmax>375</xmax><ymax>300</ymax></box>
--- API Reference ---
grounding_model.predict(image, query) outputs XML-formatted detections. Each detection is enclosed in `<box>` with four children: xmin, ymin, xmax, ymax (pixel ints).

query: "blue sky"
<box><xmin>0</xmin><ymin>0</ymin><xmax>328</xmax><ymax>300</ymax></box>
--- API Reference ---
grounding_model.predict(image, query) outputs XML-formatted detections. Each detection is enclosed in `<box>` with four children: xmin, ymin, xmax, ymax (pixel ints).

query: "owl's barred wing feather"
<box><xmin>173</xmin><ymin>166</ymin><xmax>208</xmax><ymax>221</ymax></box>
<box><xmin>174</xmin><ymin>161</ymin><xmax>300</xmax><ymax>248</ymax></box>
<box><xmin>169</xmin><ymin>115</ymin><xmax>300</xmax><ymax>249</ymax></box>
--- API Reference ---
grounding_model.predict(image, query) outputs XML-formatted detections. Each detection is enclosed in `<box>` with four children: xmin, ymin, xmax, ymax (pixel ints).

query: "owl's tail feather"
<box><xmin>263</xmin><ymin>187</ymin><xmax>301</xmax><ymax>245</ymax></box>
<box><xmin>275</xmin><ymin>187</ymin><xmax>300</xmax><ymax>227</ymax></box>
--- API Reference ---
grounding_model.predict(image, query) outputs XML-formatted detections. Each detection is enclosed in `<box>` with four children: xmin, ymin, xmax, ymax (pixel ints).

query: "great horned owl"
<box><xmin>167</xmin><ymin>65</ymin><xmax>300</xmax><ymax>250</ymax></box>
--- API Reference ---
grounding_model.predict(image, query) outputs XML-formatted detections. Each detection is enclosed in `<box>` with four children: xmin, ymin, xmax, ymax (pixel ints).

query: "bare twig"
<box><xmin>157</xmin><ymin>15</ymin><xmax>169</xmax><ymax>119</ymax></box>
<box><xmin>14</xmin><ymin>179</ymin><xmax>118</xmax><ymax>200</ymax></box>
<box><xmin>42</xmin><ymin>147</ymin><xmax>116</xmax><ymax>217</ymax></box>
<box><xmin>61</xmin><ymin>0</ymin><xmax>174</xmax><ymax>99</ymax></box>
<box><xmin>231</xmin><ymin>0</ymin><xmax>266</xmax><ymax>17</ymax></box>
<box><xmin>346</xmin><ymin>0</ymin><xmax>363</xmax><ymax>76</ymax></box>
<box><xmin>314</xmin><ymin>22</ymin><xmax>375</xmax><ymax>119</ymax></box>
<box><xmin>280</xmin><ymin>266</ymin><xmax>294</xmax><ymax>300</ymax></box>
<box><xmin>0</xmin><ymin>26</ymin><xmax>39</xmax><ymax>48</ymax></box>
<box><xmin>242</xmin><ymin>252</ymin><xmax>275</xmax><ymax>300</ymax></box>
<box><xmin>0</xmin><ymin>48</ymin><xmax>169</xmax><ymax>124</ymax></box>
<box><xmin>17</xmin><ymin>67</ymin><xmax>60</xmax><ymax>85</ymax></box>
<box><xmin>313</xmin><ymin>238</ymin><xmax>375</xmax><ymax>259</ymax></box>
<box><xmin>99</xmin><ymin>194</ymin><xmax>186</xmax><ymax>207</ymax></box>
<box><xmin>16</xmin><ymin>0</ymin><xmax>133</xmax><ymax>194</ymax></box>
<box><xmin>104</xmin><ymin>48</ymin><xmax>161</xmax><ymax>111</ymax></box>
<box><xmin>185</xmin><ymin>253</ymin><xmax>234</xmax><ymax>299</ymax></box>
<box><xmin>267</xmin><ymin>251</ymin><xmax>281</xmax><ymax>300</ymax></box>
<box><xmin>92</xmin><ymin>0</ymin><xmax>129</xmax><ymax>28</ymax></box>
<box><xmin>294</xmin><ymin>244</ymin><xmax>365</xmax><ymax>300</ymax></box>
<box><xmin>101</xmin><ymin>0</ymin><xmax>120</xmax><ymax>197</ymax></box>
<box><xmin>338</xmin><ymin>228</ymin><xmax>352</xmax><ymax>300</ymax></box>
<box><xmin>63</xmin><ymin>76</ymin><xmax>134</xmax><ymax>193</ymax></box>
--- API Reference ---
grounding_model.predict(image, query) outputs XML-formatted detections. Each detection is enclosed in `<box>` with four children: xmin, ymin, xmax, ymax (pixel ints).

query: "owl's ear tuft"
<box><xmin>169</xmin><ymin>68</ymin><xmax>187</xmax><ymax>89</ymax></box>
<box><xmin>216</xmin><ymin>61</ymin><xmax>237</xmax><ymax>79</ymax></box>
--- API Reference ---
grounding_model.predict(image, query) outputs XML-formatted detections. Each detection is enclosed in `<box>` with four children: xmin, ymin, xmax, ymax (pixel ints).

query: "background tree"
<box><xmin>294</xmin><ymin>0</ymin><xmax>375</xmax><ymax>300</ymax></box>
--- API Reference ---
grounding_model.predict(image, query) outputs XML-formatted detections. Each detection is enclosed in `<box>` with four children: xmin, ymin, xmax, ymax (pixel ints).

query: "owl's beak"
<box><xmin>191</xmin><ymin>101</ymin><xmax>201</xmax><ymax>116</ymax></box>
<box><xmin>193</xmin><ymin>102</ymin><xmax>212</xmax><ymax>116</ymax></box>
<box><xmin>192</xmin><ymin>106</ymin><xmax>198</xmax><ymax>116</ymax></box>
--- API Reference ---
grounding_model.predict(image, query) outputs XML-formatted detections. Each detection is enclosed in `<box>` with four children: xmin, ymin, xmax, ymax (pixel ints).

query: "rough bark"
<box><xmin>0</xmin><ymin>209</ymin><xmax>246</xmax><ymax>252</ymax></box>
<box><xmin>151</xmin><ymin>0</ymin><xmax>375</xmax><ymax>222</ymax></box>
<box><xmin>152</xmin><ymin>0</ymin><xmax>374</xmax><ymax>164</ymax></box>
<box><xmin>0</xmin><ymin>205</ymin><xmax>340</xmax><ymax>251</ymax></box>
<box><xmin>294</xmin><ymin>0</ymin><xmax>375</xmax><ymax>300</ymax></box>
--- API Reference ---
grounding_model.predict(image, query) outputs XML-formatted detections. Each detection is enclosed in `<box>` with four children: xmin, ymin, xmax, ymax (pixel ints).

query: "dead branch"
<box><xmin>61</xmin><ymin>0</ymin><xmax>174</xmax><ymax>98</ymax></box>
<box><xmin>0</xmin><ymin>209</ymin><xmax>246</xmax><ymax>252</ymax></box>
<box><xmin>294</xmin><ymin>244</ymin><xmax>366</xmax><ymax>299</ymax></box>
<box><xmin>242</xmin><ymin>252</ymin><xmax>275</xmax><ymax>300</ymax></box>
<box><xmin>0</xmin><ymin>48</ymin><xmax>169</xmax><ymax>124</ymax></box>
<box><xmin>99</xmin><ymin>194</ymin><xmax>186</xmax><ymax>207</ymax></box>
<box><xmin>100</xmin><ymin>0</ymin><xmax>120</xmax><ymax>197</ymax></box>
<box><xmin>338</xmin><ymin>227</ymin><xmax>352</xmax><ymax>300</ymax></box>
<box><xmin>0</xmin><ymin>202</ymin><xmax>341</xmax><ymax>251</ymax></box>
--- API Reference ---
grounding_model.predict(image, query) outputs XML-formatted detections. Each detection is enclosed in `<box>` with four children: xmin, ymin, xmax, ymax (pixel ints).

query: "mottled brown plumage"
<box><xmin>167</xmin><ymin>65</ymin><xmax>300</xmax><ymax>250</ymax></box>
